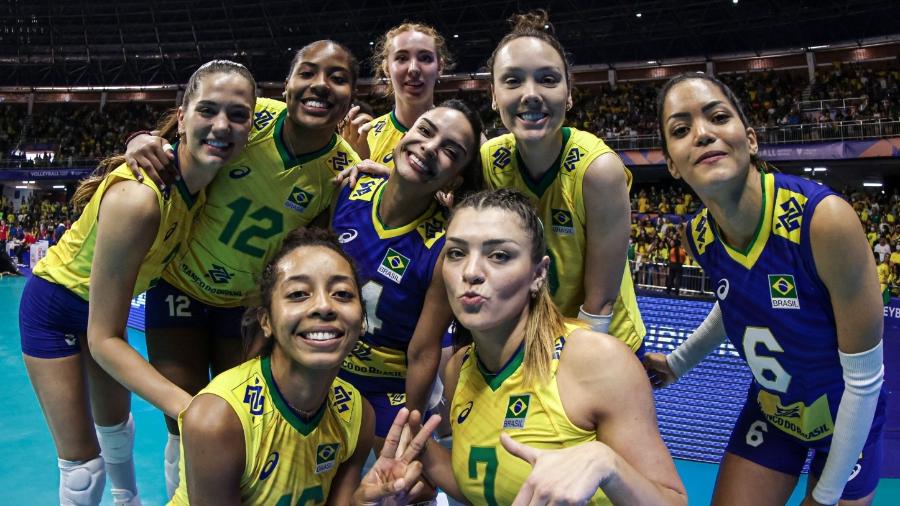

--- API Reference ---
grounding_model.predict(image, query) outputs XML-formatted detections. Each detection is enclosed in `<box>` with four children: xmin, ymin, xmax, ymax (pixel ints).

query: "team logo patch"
<box><xmin>377</xmin><ymin>248</ymin><xmax>410</xmax><ymax>283</ymax></box>
<box><xmin>457</xmin><ymin>401</ymin><xmax>473</xmax><ymax>424</ymax></box>
<box><xmin>773</xmin><ymin>189</ymin><xmax>808</xmax><ymax>245</ymax></box>
<box><xmin>551</xmin><ymin>209</ymin><xmax>574</xmax><ymax>235</ymax></box>
<box><xmin>373</xmin><ymin>120</ymin><xmax>386</xmax><ymax>134</ymax></box>
<box><xmin>207</xmin><ymin>264</ymin><xmax>234</xmax><ymax>284</ymax></box>
<box><xmin>259</xmin><ymin>452</ymin><xmax>279</xmax><ymax>480</ymax></box>
<box><xmin>253</xmin><ymin>109</ymin><xmax>275</xmax><ymax>130</ymax></box>
<box><xmin>563</xmin><ymin>147</ymin><xmax>582</xmax><ymax>172</ymax></box>
<box><xmin>350</xmin><ymin>341</ymin><xmax>372</xmax><ymax>361</ymax></box>
<box><xmin>552</xmin><ymin>337</ymin><xmax>566</xmax><ymax>359</ymax></box>
<box><xmin>503</xmin><ymin>394</ymin><xmax>530</xmax><ymax>429</ymax></box>
<box><xmin>285</xmin><ymin>186</ymin><xmax>315</xmax><ymax>212</ymax></box>
<box><xmin>350</xmin><ymin>178</ymin><xmax>379</xmax><ymax>200</ymax></box>
<box><xmin>330</xmin><ymin>151</ymin><xmax>350</xmax><ymax>172</ymax></box>
<box><xmin>229</xmin><ymin>166</ymin><xmax>252</xmax><ymax>179</ymax></box>
<box><xmin>332</xmin><ymin>384</ymin><xmax>354</xmax><ymax>423</ymax></box>
<box><xmin>243</xmin><ymin>377</ymin><xmax>265</xmax><ymax>416</ymax></box>
<box><xmin>492</xmin><ymin>147</ymin><xmax>511</xmax><ymax>170</ymax></box>
<box><xmin>314</xmin><ymin>443</ymin><xmax>340</xmax><ymax>474</ymax></box>
<box><xmin>768</xmin><ymin>274</ymin><xmax>799</xmax><ymax>309</ymax></box>
<box><xmin>387</xmin><ymin>393</ymin><xmax>406</xmax><ymax>406</ymax></box>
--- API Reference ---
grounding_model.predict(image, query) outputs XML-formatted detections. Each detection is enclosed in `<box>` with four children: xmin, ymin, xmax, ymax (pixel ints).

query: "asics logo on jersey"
<box><xmin>338</xmin><ymin>229</ymin><xmax>358</xmax><ymax>243</ymax></box>
<box><xmin>253</xmin><ymin>109</ymin><xmax>275</xmax><ymax>130</ymax></box>
<box><xmin>563</xmin><ymin>147</ymin><xmax>582</xmax><ymax>172</ymax></box>
<box><xmin>229</xmin><ymin>166</ymin><xmax>252</xmax><ymax>179</ymax></box>
<box><xmin>551</xmin><ymin>209</ymin><xmax>574</xmax><ymax>235</ymax></box>
<box><xmin>64</xmin><ymin>334</ymin><xmax>77</xmax><ymax>347</ymax></box>
<box><xmin>457</xmin><ymin>401</ymin><xmax>473</xmax><ymax>424</ymax></box>
<box><xmin>382</xmin><ymin>153</ymin><xmax>394</xmax><ymax>164</ymax></box>
<box><xmin>503</xmin><ymin>394</ymin><xmax>530</xmax><ymax>429</ymax></box>
<box><xmin>775</xmin><ymin>196</ymin><xmax>803</xmax><ymax>233</ymax></box>
<box><xmin>259</xmin><ymin>452</ymin><xmax>279</xmax><ymax>480</ymax></box>
<box><xmin>332</xmin><ymin>384</ymin><xmax>353</xmax><ymax>414</ymax></box>
<box><xmin>284</xmin><ymin>186</ymin><xmax>315</xmax><ymax>212</ymax></box>
<box><xmin>207</xmin><ymin>264</ymin><xmax>234</xmax><ymax>284</ymax></box>
<box><xmin>377</xmin><ymin>248</ymin><xmax>411</xmax><ymax>284</ymax></box>
<box><xmin>716</xmin><ymin>279</ymin><xmax>730</xmax><ymax>300</ymax></box>
<box><xmin>243</xmin><ymin>379</ymin><xmax>265</xmax><ymax>416</ymax></box>
<box><xmin>331</xmin><ymin>151</ymin><xmax>350</xmax><ymax>172</ymax></box>
<box><xmin>492</xmin><ymin>147</ymin><xmax>511</xmax><ymax>170</ymax></box>
<box><xmin>164</xmin><ymin>222</ymin><xmax>178</xmax><ymax>241</ymax></box>
<box><xmin>373</xmin><ymin>120</ymin><xmax>386</xmax><ymax>134</ymax></box>
<box><xmin>315</xmin><ymin>443</ymin><xmax>340</xmax><ymax>474</ymax></box>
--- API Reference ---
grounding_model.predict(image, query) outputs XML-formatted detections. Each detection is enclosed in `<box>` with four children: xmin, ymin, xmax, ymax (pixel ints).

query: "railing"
<box><xmin>630</xmin><ymin>260</ymin><xmax>714</xmax><ymax>296</ymax></box>
<box><xmin>603</xmin><ymin>118</ymin><xmax>900</xmax><ymax>151</ymax></box>
<box><xmin>797</xmin><ymin>97</ymin><xmax>866</xmax><ymax>113</ymax></box>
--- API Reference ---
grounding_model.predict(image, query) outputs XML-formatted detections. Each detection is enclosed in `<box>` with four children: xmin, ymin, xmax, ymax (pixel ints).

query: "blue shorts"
<box><xmin>19</xmin><ymin>275</ymin><xmax>89</xmax><ymax>359</ymax></box>
<box><xmin>144</xmin><ymin>279</ymin><xmax>244</xmax><ymax>339</ymax></box>
<box><xmin>726</xmin><ymin>388</ymin><xmax>886</xmax><ymax>500</ymax></box>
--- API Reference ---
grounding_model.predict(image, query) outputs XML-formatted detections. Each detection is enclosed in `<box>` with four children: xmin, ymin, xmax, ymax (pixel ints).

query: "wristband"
<box><xmin>578</xmin><ymin>305</ymin><xmax>613</xmax><ymax>334</ymax></box>
<box><xmin>124</xmin><ymin>130</ymin><xmax>153</xmax><ymax>150</ymax></box>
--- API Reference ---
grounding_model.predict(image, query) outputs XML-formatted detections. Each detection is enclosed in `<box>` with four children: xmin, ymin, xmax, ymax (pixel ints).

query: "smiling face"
<box><xmin>177</xmin><ymin>72</ymin><xmax>255</xmax><ymax>171</ymax></box>
<box><xmin>661</xmin><ymin>78</ymin><xmax>759</xmax><ymax>193</ymax></box>
<box><xmin>260</xmin><ymin>245</ymin><xmax>363</xmax><ymax>372</ymax></box>
<box><xmin>443</xmin><ymin>207</ymin><xmax>547</xmax><ymax>334</ymax></box>
<box><xmin>385</xmin><ymin>29</ymin><xmax>440</xmax><ymax>107</ymax></box>
<box><xmin>491</xmin><ymin>36</ymin><xmax>571</xmax><ymax>144</ymax></box>
<box><xmin>284</xmin><ymin>41</ymin><xmax>355</xmax><ymax>132</ymax></box>
<box><xmin>392</xmin><ymin>106</ymin><xmax>475</xmax><ymax>194</ymax></box>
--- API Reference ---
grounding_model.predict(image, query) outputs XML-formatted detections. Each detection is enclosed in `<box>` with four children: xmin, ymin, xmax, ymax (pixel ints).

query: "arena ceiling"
<box><xmin>1</xmin><ymin>0</ymin><xmax>898</xmax><ymax>86</ymax></box>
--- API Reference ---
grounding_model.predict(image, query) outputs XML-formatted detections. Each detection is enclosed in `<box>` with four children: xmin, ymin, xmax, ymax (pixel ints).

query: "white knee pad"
<box><xmin>164</xmin><ymin>433</ymin><xmax>181</xmax><ymax>499</ymax></box>
<box><xmin>58</xmin><ymin>457</ymin><xmax>106</xmax><ymax>506</ymax></box>
<box><xmin>95</xmin><ymin>413</ymin><xmax>135</xmax><ymax>465</ymax></box>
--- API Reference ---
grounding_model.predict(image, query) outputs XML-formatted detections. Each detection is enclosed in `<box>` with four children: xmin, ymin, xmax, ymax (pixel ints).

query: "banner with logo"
<box><xmin>0</xmin><ymin>168</ymin><xmax>93</xmax><ymax>181</ymax></box>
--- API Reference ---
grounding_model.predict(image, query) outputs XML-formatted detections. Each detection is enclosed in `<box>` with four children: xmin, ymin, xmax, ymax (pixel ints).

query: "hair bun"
<box><xmin>509</xmin><ymin>9</ymin><xmax>552</xmax><ymax>34</ymax></box>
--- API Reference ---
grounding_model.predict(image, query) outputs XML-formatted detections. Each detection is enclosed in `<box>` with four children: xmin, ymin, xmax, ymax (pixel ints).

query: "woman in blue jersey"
<box><xmin>332</xmin><ymin>99</ymin><xmax>482</xmax><ymax>451</ymax></box>
<box><xmin>643</xmin><ymin>73</ymin><xmax>885</xmax><ymax>506</ymax></box>
<box><xmin>407</xmin><ymin>188</ymin><xmax>686</xmax><ymax>505</ymax></box>
<box><xmin>18</xmin><ymin>60</ymin><xmax>256</xmax><ymax>506</ymax></box>
<box><xmin>480</xmin><ymin>10</ymin><xmax>646</xmax><ymax>354</ymax></box>
<box><xmin>124</xmin><ymin>40</ymin><xmax>363</xmax><ymax>497</ymax></box>
<box><xmin>174</xmin><ymin>228</ymin><xmax>441</xmax><ymax>505</ymax></box>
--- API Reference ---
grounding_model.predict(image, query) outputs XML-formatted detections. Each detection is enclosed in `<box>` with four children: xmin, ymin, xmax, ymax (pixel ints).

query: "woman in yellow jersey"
<box><xmin>342</xmin><ymin>22</ymin><xmax>451</xmax><ymax>170</ymax></box>
<box><xmin>172</xmin><ymin>228</ymin><xmax>441</xmax><ymax>505</ymax></box>
<box><xmin>18</xmin><ymin>60</ymin><xmax>256</xmax><ymax>506</ymax></box>
<box><xmin>124</xmin><ymin>40</ymin><xmax>363</xmax><ymax>497</ymax></box>
<box><xmin>406</xmin><ymin>188</ymin><xmax>685</xmax><ymax>505</ymax></box>
<box><xmin>479</xmin><ymin>11</ymin><xmax>646</xmax><ymax>355</ymax></box>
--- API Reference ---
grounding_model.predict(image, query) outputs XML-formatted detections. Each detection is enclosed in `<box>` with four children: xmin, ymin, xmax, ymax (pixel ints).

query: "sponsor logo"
<box><xmin>373</xmin><ymin>120</ymin><xmax>386</xmax><ymax>135</ymax></box>
<box><xmin>775</xmin><ymin>196</ymin><xmax>803</xmax><ymax>233</ymax></box>
<box><xmin>457</xmin><ymin>401</ymin><xmax>473</xmax><ymax>424</ymax></box>
<box><xmin>351</xmin><ymin>178</ymin><xmax>379</xmax><ymax>199</ymax></box>
<box><xmin>338</xmin><ymin>229</ymin><xmax>358</xmax><ymax>244</ymax></box>
<box><xmin>377</xmin><ymin>248</ymin><xmax>410</xmax><ymax>284</ymax></box>
<box><xmin>716</xmin><ymin>279</ymin><xmax>730</xmax><ymax>300</ymax></box>
<box><xmin>387</xmin><ymin>393</ymin><xmax>406</xmax><ymax>406</ymax></box>
<box><xmin>207</xmin><ymin>264</ymin><xmax>234</xmax><ymax>284</ymax></box>
<box><xmin>315</xmin><ymin>443</ymin><xmax>340</xmax><ymax>474</ymax></box>
<box><xmin>503</xmin><ymin>394</ymin><xmax>530</xmax><ymax>429</ymax></box>
<box><xmin>332</xmin><ymin>384</ymin><xmax>353</xmax><ymax>415</ymax></box>
<box><xmin>229</xmin><ymin>166</ymin><xmax>252</xmax><ymax>179</ymax></box>
<box><xmin>551</xmin><ymin>209</ymin><xmax>574</xmax><ymax>235</ymax></box>
<box><xmin>848</xmin><ymin>463</ymin><xmax>862</xmax><ymax>481</ymax></box>
<box><xmin>259</xmin><ymin>452</ymin><xmax>279</xmax><ymax>480</ymax></box>
<box><xmin>768</xmin><ymin>274</ymin><xmax>799</xmax><ymax>309</ymax></box>
<box><xmin>243</xmin><ymin>378</ymin><xmax>265</xmax><ymax>416</ymax></box>
<box><xmin>64</xmin><ymin>334</ymin><xmax>77</xmax><ymax>347</ymax></box>
<box><xmin>563</xmin><ymin>147</ymin><xmax>582</xmax><ymax>172</ymax></box>
<box><xmin>350</xmin><ymin>341</ymin><xmax>372</xmax><ymax>362</ymax></box>
<box><xmin>253</xmin><ymin>110</ymin><xmax>275</xmax><ymax>130</ymax></box>
<box><xmin>330</xmin><ymin>151</ymin><xmax>350</xmax><ymax>172</ymax></box>
<box><xmin>284</xmin><ymin>186</ymin><xmax>315</xmax><ymax>212</ymax></box>
<box><xmin>492</xmin><ymin>147</ymin><xmax>511</xmax><ymax>170</ymax></box>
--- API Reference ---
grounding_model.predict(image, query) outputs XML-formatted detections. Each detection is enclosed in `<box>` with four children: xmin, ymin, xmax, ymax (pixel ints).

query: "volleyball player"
<box><xmin>643</xmin><ymin>73</ymin><xmax>885</xmax><ymax>505</ymax></box>
<box><xmin>124</xmin><ymin>40</ymin><xmax>362</xmax><ymax>497</ymax></box>
<box><xmin>480</xmin><ymin>11</ymin><xmax>646</xmax><ymax>354</ymax></box>
<box><xmin>171</xmin><ymin>228</ymin><xmax>441</xmax><ymax>505</ymax></box>
<box><xmin>405</xmin><ymin>188</ymin><xmax>686</xmax><ymax>505</ymax></box>
<box><xmin>19</xmin><ymin>60</ymin><xmax>256</xmax><ymax>506</ymax></box>
<box><xmin>333</xmin><ymin>100</ymin><xmax>482</xmax><ymax>445</ymax></box>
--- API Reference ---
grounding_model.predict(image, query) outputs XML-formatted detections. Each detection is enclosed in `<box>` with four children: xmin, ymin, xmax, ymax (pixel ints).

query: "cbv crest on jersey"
<box><xmin>503</xmin><ymin>394</ymin><xmax>530</xmax><ymax>429</ymax></box>
<box><xmin>768</xmin><ymin>274</ymin><xmax>800</xmax><ymax>309</ymax></box>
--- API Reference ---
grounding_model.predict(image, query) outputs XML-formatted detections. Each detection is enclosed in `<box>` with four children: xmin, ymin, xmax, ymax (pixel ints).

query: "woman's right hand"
<box><xmin>342</xmin><ymin>105</ymin><xmax>373</xmax><ymax>160</ymax></box>
<box><xmin>124</xmin><ymin>133</ymin><xmax>177</xmax><ymax>190</ymax></box>
<box><xmin>333</xmin><ymin>159</ymin><xmax>392</xmax><ymax>188</ymax></box>
<box><xmin>642</xmin><ymin>352</ymin><xmax>678</xmax><ymax>389</ymax></box>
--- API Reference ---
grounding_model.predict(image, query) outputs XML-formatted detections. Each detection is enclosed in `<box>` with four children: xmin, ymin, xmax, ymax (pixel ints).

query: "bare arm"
<box><xmin>87</xmin><ymin>180</ymin><xmax>192</xmax><ymax>418</ymax></box>
<box><xmin>182</xmin><ymin>394</ymin><xmax>245</xmax><ymax>506</ymax></box>
<box><xmin>405</xmin><ymin>255</ymin><xmax>452</xmax><ymax>413</ymax></box>
<box><xmin>582</xmin><ymin>153</ymin><xmax>631</xmax><ymax>316</ymax></box>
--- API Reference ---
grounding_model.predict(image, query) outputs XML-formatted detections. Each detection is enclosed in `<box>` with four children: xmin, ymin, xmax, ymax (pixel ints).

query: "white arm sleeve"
<box><xmin>811</xmin><ymin>341</ymin><xmax>884</xmax><ymax>505</ymax></box>
<box><xmin>578</xmin><ymin>305</ymin><xmax>612</xmax><ymax>334</ymax></box>
<box><xmin>666</xmin><ymin>302</ymin><xmax>728</xmax><ymax>378</ymax></box>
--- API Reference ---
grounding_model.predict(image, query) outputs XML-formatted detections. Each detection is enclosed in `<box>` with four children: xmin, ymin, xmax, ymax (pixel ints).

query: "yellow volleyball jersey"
<box><xmin>33</xmin><ymin>163</ymin><xmax>201</xmax><ymax>300</ymax></box>
<box><xmin>170</xmin><ymin>356</ymin><xmax>363</xmax><ymax>505</ymax></box>
<box><xmin>481</xmin><ymin>128</ymin><xmax>645</xmax><ymax>350</ymax></box>
<box><xmin>164</xmin><ymin>98</ymin><xmax>361</xmax><ymax>306</ymax></box>
<box><xmin>366</xmin><ymin>111</ymin><xmax>407</xmax><ymax>168</ymax></box>
<box><xmin>450</xmin><ymin>325</ymin><xmax>611</xmax><ymax>506</ymax></box>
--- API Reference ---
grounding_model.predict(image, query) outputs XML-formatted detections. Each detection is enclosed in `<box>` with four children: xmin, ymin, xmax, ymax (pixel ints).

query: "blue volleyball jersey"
<box><xmin>334</xmin><ymin>176</ymin><xmax>446</xmax><ymax>391</ymax></box>
<box><xmin>686</xmin><ymin>172</ymin><xmax>863</xmax><ymax>446</ymax></box>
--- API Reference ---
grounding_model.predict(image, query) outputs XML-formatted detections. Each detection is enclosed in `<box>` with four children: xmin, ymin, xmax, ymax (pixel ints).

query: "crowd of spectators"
<box><xmin>0</xmin><ymin>192</ymin><xmax>76</xmax><ymax>271</ymax></box>
<box><xmin>850</xmin><ymin>187</ymin><xmax>900</xmax><ymax>300</ymax></box>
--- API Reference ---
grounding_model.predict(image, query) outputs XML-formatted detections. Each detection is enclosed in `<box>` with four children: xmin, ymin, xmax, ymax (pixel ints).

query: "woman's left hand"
<box><xmin>501</xmin><ymin>433</ymin><xmax>615</xmax><ymax>506</ymax></box>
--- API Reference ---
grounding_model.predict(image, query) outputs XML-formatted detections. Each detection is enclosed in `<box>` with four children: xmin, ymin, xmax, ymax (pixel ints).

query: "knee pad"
<box><xmin>95</xmin><ymin>413</ymin><xmax>135</xmax><ymax>465</ymax></box>
<box><xmin>58</xmin><ymin>457</ymin><xmax>106</xmax><ymax>506</ymax></box>
<box><xmin>164</xmin><ymin>433</ymin><xmax>181</xmax><ymax>499</ymax></box>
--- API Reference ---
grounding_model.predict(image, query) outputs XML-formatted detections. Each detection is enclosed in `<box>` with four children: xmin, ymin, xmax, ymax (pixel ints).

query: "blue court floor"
<box><xmin>1</xmin><ymin>275</ymin><xmax>898</xmax><ymax>505</ymax></box>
